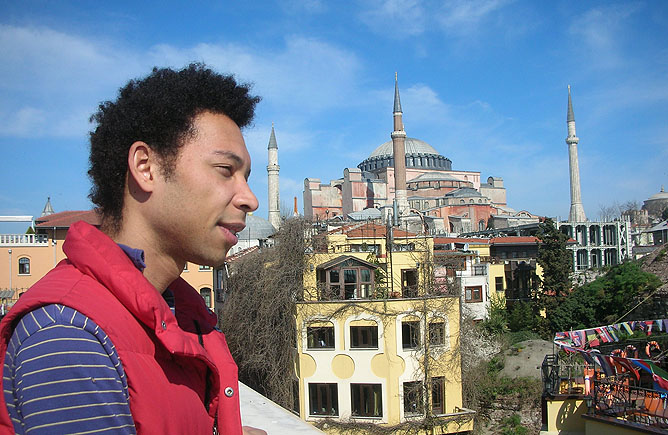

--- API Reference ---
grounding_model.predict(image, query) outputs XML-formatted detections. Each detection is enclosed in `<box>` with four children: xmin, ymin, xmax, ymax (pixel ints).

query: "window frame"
<box><xmin>431</xmin><ymin>377</ymin><xmax>445</xmax><ymax>415</ymax></box>
<box><xmin>308</xmin><ymin>383</ymin><xmax>338</xmax><ymax>417</ymax></box>
<box><xmin>401</xmin><ymin>321</ymin><xmax>421</xmax><ymax>350</ymax></box>
<box><xmin>350</xmin><ymin>383</ymin><xmax>383</xmax><ymax>418</ymax></box>
<box><xmin>17</xmin><ymin>257</ymin><xmax>30</xmax><ymax>275</ymax></box>
<box><xmin>495</xmin><ymin>276</ymin><xmax>504</xmax><ymax>292</ymax></box>
<box><xmin>403</xmin><ymin>381</ymin><xmax>423</xmax><ymax>416</ymax></box>
<box><xmin>464</xmin><ymin>285</ymin><xmax>483</xmax><ymax>303</ymax></box>
<box><xmin>473</xmin><ymin>264</ymin><xmax>486</xmax><ymax>276</ymax></box>
<box><xmin>307</xmin><ymin>325</ymin><xmax>335</xmax><ymax>349</ymax></box>
<box><xmin>198</xmin><ymin>287</ymin><xmax>212</xmax><ymax>308</ymax></box>
<box><xmin>350</xmin><ymin>325</ymin><xmax>378</xmax><ymax>349</ymax></box>
<box><xmin>428</xmin><ymin>322</ymin><xmax>445</xmax><ymax>346</ymax></box>
<box><xmin>321</xmin><ymin>266</ymin><xmax>374</xmax><ymax>300</ymax></box>
<box><xmin>401</xmin><ymin>269</ymin><xmax>418</xmax><ymax>298</ymax></box>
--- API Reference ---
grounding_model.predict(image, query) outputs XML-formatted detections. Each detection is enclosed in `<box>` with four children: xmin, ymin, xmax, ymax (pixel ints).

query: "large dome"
<box><xmin>358</xmin><ymin>137</ymin><xmax>452</xmax><ymax>173</ymax></box>
<box><xmin>368</xmin><ymin>137</ymin><xmax>440</xmax><ymax>158</ymax></box>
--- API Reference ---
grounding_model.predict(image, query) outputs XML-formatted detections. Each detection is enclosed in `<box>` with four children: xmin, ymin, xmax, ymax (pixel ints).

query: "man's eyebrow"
<box><xmin>212</xmin><ymin>150</ymin><xmax>243</xmax><ymax>165</ymax></box>
<box><xmin>212</xmin><ymin>150</ymin><xmax>251</xmax><ymax>179</ymax></box>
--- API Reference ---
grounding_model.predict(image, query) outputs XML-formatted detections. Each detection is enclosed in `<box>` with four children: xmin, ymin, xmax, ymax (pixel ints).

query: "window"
<box><xmin>473</xmin><ymin>265</ymin><xmax>486</xmax><ymax>276</ymax></box>
<box><xmin>351</xmin><ymin>384</ymin><xmax>382</xmax><ymax>417</ymax></box>
<box><xmin>431</xmin><ymin>377</ymin><xmax>445</xmax><ymax>415</ymax></box>
<box><xmin>402</xmin><ymin>321</ymin><xmax>420</xmax><ymax>350</ymax></box>
<box><xmin>309</xmin><ymin>383</ymin><xmax>338</xmax><ymax>416</ymax></box>
<box><xmin>200</xmin><ymin>287</ymin><xmax>212</xmax><ymax>308</ymax></box>
<box><xmin>199</xmin><ymin>265</ymin><xmax>211</xmax><ymax>271</ymax></box>
<box><xmin>307</xmin><ymin>326</ymin><xmax>335</xmax><ymax>349</ymax></box>
<box><xmin>402</xmin><ymin>269</ymin><xmax>418</xmax><ymax>298</ymax></box>
<box><xmin>18</xmin><ymin>257</ymin><xmax>30</xmax><ymax>275</ymax></box>
<box><xmin>393</xmin><ymin>243</ymin><xmax>415</xmax><ymax>252</ymax></box>
<box><xmin>350</xmin><ymin>244</ymin><xmax>380</xmax><ymax>254</ymax></box>
<box><xmin>321</xmin><ymin>267</ymin><xmax>374</xmax><ymax>300</ymax></box>
<box><xmin>350</xmin><ymin>326</ymin><xmax>378</xmax><ymax>349</ymax></box>
<box><xmin>465</xmin><ymin>286</ymin><xmax>482</xmax><ymax>303</ymax></box>
<box><xmin>403</xmin><ymin>381</ymin><xmax>423</xmax><ymax>415</ymax></box>
<box><xmin>429</xmin><ymin>322</ymin><xmax>445</xmax><ymax>346</ymax></box>
<box><xmin>183</xmin><ymin>263</ymin><xmax>189</xmax><ymax>272</ymax></box>
<box><xmin>495</xmin><ymin>277</ymin><xmax>504</xmax><ymax>292</ymax></box>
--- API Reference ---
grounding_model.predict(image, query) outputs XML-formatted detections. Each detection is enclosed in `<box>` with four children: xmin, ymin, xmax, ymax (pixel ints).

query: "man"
<box><xmin>0</xmin><ymin>64</ymin><xmax>266</xmax><ymax>434</ymax></box>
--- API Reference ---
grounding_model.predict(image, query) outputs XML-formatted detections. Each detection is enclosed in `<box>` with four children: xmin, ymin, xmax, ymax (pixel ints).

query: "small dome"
<box><xmin>446</xmin><ymin>187</ymin><xmax>482</xmax><ymax>198</ymax></box>
<box><xmin>368</xmin><ymin>137</ymin><xmax>440</xmax><ymax>158</ymax></box>
<box><xmin>647</xmin><ymin>186</ymin><xmax>668</xmax><ymax>201</ymax></box>
<box><xmin>237</xmin><ymin>214</ymin><xmax>276</xmax><ymax>240</ymax></box>
<box><xmin>408</xmin><ymin>172</ymin><xmax>464</xmax><ymax>183</ymax></box>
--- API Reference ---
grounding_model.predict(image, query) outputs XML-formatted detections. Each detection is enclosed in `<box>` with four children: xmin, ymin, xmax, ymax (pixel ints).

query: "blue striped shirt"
<box><xmin>3</xmin><ymin>304</ymin><xmax>136</xmax><ymax>434</ymax></box>
<box><xmin>2</xmin><ymin>242</ymin><xmax>147</xmax><ymax>434</ymax></box>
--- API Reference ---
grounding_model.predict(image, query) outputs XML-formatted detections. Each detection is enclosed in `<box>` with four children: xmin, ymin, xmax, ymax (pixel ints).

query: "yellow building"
<box><xmin>0</xmin><ymin>210</ymin><xmax>216</xmax><ymax>309</ymax></box>
<box><xmin>295</xmin><ymin>222</ymin><xmax>474</xmax><ymax>433</ymax></box>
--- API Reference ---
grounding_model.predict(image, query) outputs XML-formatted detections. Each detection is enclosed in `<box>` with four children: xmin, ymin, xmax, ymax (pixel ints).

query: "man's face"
<box><xmin>151</xmin><ymin>111</ymin><xmax>258</xmax><ymax>267</ymax></box>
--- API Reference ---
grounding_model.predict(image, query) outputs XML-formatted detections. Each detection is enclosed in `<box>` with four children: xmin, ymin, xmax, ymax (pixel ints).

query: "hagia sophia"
<box><xmin>302</xmin><ymin>75</ymin><xmax>539</xmax><ymax>234</ymax></box>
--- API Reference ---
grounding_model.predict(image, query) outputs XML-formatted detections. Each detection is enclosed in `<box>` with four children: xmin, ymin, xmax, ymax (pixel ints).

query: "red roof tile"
<box><xmin>35</xmin><ymin>210</ymin><xmax>101</xmax><ymax>228</ymax></box>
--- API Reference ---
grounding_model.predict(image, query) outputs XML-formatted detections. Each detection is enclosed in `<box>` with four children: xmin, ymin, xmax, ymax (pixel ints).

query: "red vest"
<box><xmin>0</xmin><ymin>222</ymin><xmax>242</xmax><ymax>435</ymax></box>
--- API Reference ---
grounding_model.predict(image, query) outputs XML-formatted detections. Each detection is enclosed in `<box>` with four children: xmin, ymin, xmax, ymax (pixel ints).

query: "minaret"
<box><xmin>566</xmin><ymin>85</ymin><xmax>586</xmax><ymax>222</ymax></box>
<box><xmin>267</xmin><ymin>123</ymin><xmax>281</xmax><ymax>230</ymax></box>
<box><xmin>391</xmin><ymin>73</ymin><xmax>409</xmax><ymax>215</ymax></box>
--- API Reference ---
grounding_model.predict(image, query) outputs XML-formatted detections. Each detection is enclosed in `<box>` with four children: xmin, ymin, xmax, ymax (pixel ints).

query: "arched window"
<box><xmin>478</xmin><ymin>220</ymin><xmax>485</xmax><ymax>231</ymax></box>
<box><xmin>200</xmin><ymin>287</ymin><xmax>212</xmax><ymax>308</ymax></box>
<box><xmin>18</xmin><ymin>257</ymin><xmax>30</xmax><ymax>275</ymax></box>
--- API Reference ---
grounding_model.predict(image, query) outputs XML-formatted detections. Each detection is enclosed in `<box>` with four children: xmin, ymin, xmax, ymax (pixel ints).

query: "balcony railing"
<box><xmin>591</xmin><ymin>378</ymin><xmax>668</xmax><ymax>429</ymax></box>
<box><xmin>542</xmin><ymin>354</ymin><xmax>668</xmax><ymax>431</ymax></box>
<box><xmin>0</xmin><ymin>234</ymin><xmax>48</xmax><ymax>246</ymax></box>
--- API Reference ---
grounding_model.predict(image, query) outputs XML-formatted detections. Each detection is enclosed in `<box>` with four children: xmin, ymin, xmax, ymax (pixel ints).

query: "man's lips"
<box><xmin>219</xmin><ymin>223</ymin><xmax>245</xmax><ymax>245</ymax></box>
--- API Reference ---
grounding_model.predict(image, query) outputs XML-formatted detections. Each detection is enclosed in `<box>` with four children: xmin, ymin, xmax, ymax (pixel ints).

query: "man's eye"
<box><xmin>216</xmin><ymin>166</ymin><xmax>232</xmax><ymax>176</ymax></box>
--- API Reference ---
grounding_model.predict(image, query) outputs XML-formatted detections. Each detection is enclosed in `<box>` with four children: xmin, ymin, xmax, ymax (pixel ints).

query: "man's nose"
<box><xmin>236</xmin><ymin>180</ymin><xmax>259</xmax><ymax>213</ymax></box>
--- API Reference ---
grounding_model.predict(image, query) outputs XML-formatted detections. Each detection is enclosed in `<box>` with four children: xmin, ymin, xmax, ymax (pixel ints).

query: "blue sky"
<box><xmin>1</xmin><ymin>0</ymin><xmax>667</xmax><ymax>230</ymax></box>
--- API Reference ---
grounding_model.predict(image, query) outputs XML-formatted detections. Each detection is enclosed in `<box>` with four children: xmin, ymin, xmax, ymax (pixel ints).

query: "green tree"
<box><xmin>551</xmin><ymin>261</ymin><xmax>662</xmax><ymax>331</ymax></box>
<box><xmin>536</xmin><ymin>218</ymin><xmax>572</xmax><ymax>335</ymax></box>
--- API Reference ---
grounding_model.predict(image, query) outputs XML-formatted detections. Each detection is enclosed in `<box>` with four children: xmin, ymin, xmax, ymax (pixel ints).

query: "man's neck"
<box><xmin>106</xmin><ymin>221</ymin><xmax>183</xmax><ymax>294</ymax></box>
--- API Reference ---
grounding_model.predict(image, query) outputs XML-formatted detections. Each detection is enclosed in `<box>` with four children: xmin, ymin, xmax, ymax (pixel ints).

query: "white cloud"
<box><xmin>358</xmin><ymin>0</ymin><xmax>427</xmax><ymax>37</ymax></box>
<box><xmin>0</xmin><ymin>24</ymin><xmax>362</xmax><ymax>138</ymax></box>
<box><xmin>436</xmin><ymin>0</ymin><xmax>514</xmax><ymax>36</ymax></box>
<box><xmin>568</xmin><ymin>4</ymin><xmax>641</xmax><ymax>71</ymax></box>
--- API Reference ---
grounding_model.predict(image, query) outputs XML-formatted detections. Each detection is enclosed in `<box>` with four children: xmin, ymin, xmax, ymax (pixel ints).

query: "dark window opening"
<box><xmin>429</xmin><ymin>322</ymin><xmax>445</xmax><ymax>346</ymax></box>
<box><xmin>350</xmin><ymin>326</ymin><xmax>378</xmax><ymax>349</ymax></box>
<box><xmin>351</xmin><ymin>384</ymin><xmax>382</xmax><ymax>417</ymax></box>
<box><xmin>199</xmin><ymin>287</ymin><xmax>212</xmax><ymax>308</ymax></box>
<box><xmin>402</xmin><ymin>269</ymin><xmax>418</xmax><ymax>298</ymax></box>
<box><xmin>432</xmin><ymin>377</ymin><xmax>445</xmax><ymax>415</ymax></box>
<box><xmin>18</xmin><ymin>257</ymin><xmax>30</xmax><ymax>275</ymax></box>
<box><xmin>402</xmin><ymin>321</ymin><xmax>420</xmax><ymax>350</ymax></box>
<box><xmin>403</xmin><ymin>381</ymin><xmax>423</xmax><ymax>415</ymax></box>
<box><xmin>307</xmin><ymin>326</ymin><xmax>335</xmax><ymax>349</ymax></box>
<box><xmin>495</xmin><ymin>276</ymin><xmax>504</xmax><ymax>292</ymax></box>
<box><xmin>309</xmin><ymin>383</ymin><xmax>338</xmax><ymax>416</ymax></box>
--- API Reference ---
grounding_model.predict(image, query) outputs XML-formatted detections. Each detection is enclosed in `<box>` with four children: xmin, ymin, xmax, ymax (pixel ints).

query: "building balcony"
<box><xmin>0</xmin><ymin>234</ymin><xmax>48</xmax><ymax>246</ymax></box>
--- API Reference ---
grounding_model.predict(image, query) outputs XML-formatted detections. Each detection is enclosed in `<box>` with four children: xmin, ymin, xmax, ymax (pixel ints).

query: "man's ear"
<box><xmin>127</xmin><ymin>141</ymin><xmax>158</xmax><ymax>194</ymax></box>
